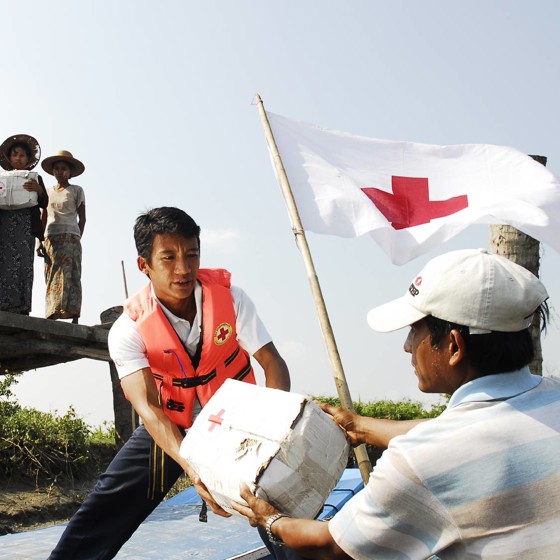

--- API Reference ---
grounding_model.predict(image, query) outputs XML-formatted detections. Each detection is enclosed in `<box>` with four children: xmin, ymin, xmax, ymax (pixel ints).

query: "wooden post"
<box><xmin>489</xmin><ymin>155</ymin><xmax>547</xmax><ymax>375</ymax></box>
<box><xmin>100</xmin><ymin>306</ymin><xmax>138</xmax><ymax>448</ymax></box>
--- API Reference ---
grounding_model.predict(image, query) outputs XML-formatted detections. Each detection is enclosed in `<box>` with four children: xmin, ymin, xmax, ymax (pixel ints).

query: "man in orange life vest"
<box><xmin>48</xmin><ymin>207</ymin><xmax>291</xmax><ymax>559</ymax></box>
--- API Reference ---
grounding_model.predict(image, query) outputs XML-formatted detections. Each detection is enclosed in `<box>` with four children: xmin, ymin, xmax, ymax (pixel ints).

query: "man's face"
<box><xmin>137</xmin><ymin>233</ymin><xmax>200</xmax><ymax>310</ymax></box>
<box><xmin>404</xmin><ymin>319</ymin><xmax>457</xmax><ymax>394</ymax></box>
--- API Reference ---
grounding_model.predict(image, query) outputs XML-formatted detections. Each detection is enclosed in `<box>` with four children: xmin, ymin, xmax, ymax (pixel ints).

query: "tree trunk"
<box><xmin>489</xmin><ymin>155</ymin><xmax>547</xmax><ymax>375</ymax></box>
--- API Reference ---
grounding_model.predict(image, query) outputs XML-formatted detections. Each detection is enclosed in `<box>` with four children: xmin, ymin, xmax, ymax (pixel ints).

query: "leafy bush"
<box><xmin>314</xmin><ymin>395</ymin><xmax>446</xmax><ymax>420</ymax></box>
<box><xmin>90</xmin><ymin>422</ymin><xmax>117</xmax><ymax>445</ymax></box>
<box><xmin>0</xmin><ymin>405</ymin><xmax>92</xmax><ymax>480</ymax></box>
<box><xmin>0</xmin><ymin>374</ymin><xmax>114</xmax><ymax>482</ymax></box>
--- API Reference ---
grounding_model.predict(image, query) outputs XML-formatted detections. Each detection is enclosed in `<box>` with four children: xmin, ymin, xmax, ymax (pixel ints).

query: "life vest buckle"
<box><xmin>166</xmin><ymin>399</ymin><xmax>185</xmax><ymax>412</ymax></box>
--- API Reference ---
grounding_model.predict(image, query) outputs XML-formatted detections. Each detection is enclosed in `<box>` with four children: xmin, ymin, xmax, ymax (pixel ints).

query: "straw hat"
<box><xmin>0</xmin><ymin>134</ymin><xmax>41</xmax><ymax>170</ymax></box>
<box><xmin>41</xmin><ymin>150</ymin><xmax>85</xmax><ymax>177</ymax></box>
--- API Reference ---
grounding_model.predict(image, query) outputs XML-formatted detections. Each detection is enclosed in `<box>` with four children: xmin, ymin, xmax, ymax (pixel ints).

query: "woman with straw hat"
<box><xmin>0</xmin><ymin>134</ymin><xmax>48</xmax><ymax>314</ymax></box>
<box><xmin>39</xmin><ymin>150</ymin><xmax>86</xmax><ymax>323</ymax></box>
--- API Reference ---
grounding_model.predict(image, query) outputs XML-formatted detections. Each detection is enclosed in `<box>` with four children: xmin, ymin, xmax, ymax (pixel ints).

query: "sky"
<box><xmin>5</xmin><ymin>0</ymin><xmax>560</xmax><ymax>426</ymax></box>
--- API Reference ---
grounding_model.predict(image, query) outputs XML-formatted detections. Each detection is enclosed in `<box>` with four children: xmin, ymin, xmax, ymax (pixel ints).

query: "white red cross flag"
<box><xmin>265</xmin><ymin>112</ymin><xmax>560</xmax><ymax>265</ymax></box>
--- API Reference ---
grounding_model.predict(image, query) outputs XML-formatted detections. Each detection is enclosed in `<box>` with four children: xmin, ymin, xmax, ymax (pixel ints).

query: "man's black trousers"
<box><xmin>47</xmin><ymin>425</ymin><xmax>183</xmax><ymax>560</ymax></box>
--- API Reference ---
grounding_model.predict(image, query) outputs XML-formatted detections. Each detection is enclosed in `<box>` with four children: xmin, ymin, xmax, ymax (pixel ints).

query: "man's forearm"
<box><xmin>137</xmin><ymin>404</ymin><xmax>191</xmax><ymax>472</ymax></box>
<box><xmin>254</xmin><ymin>342</ymin><xmax>291</xmax><ymax>391</ymax></box>
<box><xmin>265</xmin><ymin>517</ymin><xmax>351</xmax><ymax>560</ymax></box>
<box><xmin>359</xmin><ymin>417</ymin><xmax>428</xmax><ymax>448</ymax></box>
<box><xmin>264</xmin><ymin>358</ymin><xmax>290</xmax><ymax>391</ymax></box>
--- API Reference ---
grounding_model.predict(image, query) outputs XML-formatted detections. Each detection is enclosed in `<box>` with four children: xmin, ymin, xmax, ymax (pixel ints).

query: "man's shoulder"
<box><xmin>109</xmin><ymin>312</ymin><xmax>140</xmax><ymax>344</ymax></box>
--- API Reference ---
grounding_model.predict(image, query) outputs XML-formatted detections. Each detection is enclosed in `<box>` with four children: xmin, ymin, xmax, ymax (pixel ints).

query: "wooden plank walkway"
<box><xmin>0</xmin><ymin>310</ymin><xmax>113</xmax><ymax>373</ymax></box>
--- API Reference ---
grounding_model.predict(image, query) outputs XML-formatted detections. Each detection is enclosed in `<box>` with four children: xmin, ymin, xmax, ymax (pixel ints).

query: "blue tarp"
<box><xmin>0</xmin><ymin>468</ymin><xmax>364</xmax><ymax>559</ymax></box>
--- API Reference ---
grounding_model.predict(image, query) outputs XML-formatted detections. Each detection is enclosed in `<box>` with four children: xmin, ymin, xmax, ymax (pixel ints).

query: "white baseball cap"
<box><xmin>367</xmin><ymin>248</ymin><xmax>548</xmax><ymax>333</ymax></box>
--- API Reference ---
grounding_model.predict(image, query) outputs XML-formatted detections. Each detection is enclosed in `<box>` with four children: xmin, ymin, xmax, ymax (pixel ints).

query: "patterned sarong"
<box><xmin>0</xmin><ymin>208</ymin><xmax>34</xmax><ymax>314</ymax></box>
<box><xmin>44</xmin><ymin>233</ymin><xmax>82</xmax><ymax>319</ymax></box>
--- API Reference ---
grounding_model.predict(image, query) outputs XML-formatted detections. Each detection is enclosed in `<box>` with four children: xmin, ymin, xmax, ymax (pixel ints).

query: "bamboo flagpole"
<box><xmin>120</xmin><ymin>260</ymin><xmax>136</xmax><ymax>429</ymax></box>
<box><xmin>255</xmin><ymin>94</ymin><xmax>372</xmax><ymax>483</ymax></box>
<box><xmin>121</xmin><ymin>260</ymin><xmax>129</xmax><ymax>299</ymax></box>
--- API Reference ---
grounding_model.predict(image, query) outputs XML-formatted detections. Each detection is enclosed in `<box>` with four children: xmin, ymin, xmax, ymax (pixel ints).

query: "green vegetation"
<box><xmin>315</xmin><ymin>395</ymin><xmax>447</xmax><ymax>420</ymax></box>
<box><xmin>0</xmin><ymin>372</ymin><xmax>447</xmax><ymax>483</ymax></box>
<box><xmin>0</xmin><ymin>374</ymin><xmax>115</xmax><ymax>483</ymax></box>
<box><xmin>314</xmin><ymin>395</ymin><xmax>447</xmax><ymax>466</ymax></box>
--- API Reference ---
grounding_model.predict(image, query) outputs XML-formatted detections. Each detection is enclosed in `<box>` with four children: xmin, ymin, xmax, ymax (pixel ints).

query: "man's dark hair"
<box><xmin>134</xmin><ymin>207</ymin><xmax>201</xmax><ymax>262</ymax></box>
<box><xmin>10</xmin><ymin>142</ymin><xmax>32</xmax><ymax>158</ymax></box>
<box><xmin>425</xmin><ymin>302</ymin><xmax>549</xmax><ymax>376</ymax></box>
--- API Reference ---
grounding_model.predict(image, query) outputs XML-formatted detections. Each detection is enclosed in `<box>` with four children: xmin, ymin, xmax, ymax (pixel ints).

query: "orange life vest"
<box><xmin>124</xmin><ymin>268</ymin><xmax>255</xmax><ymax>428</ymax></box>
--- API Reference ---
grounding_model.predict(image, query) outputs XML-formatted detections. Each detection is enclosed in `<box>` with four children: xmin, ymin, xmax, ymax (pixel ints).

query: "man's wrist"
<box><xmin>265</xmin><ymin>512</ymin><xmax>287</xmax><ymax>547</ymax></box>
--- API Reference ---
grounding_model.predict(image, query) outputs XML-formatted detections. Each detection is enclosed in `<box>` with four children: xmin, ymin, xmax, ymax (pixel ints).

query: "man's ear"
<box><xmin>137</xmin><ymin>255</ymin><xmax>150</xmax><ymax>277</ymax></box>
<box><xmin>448</xmin><ymin>329</ymin><xmax>467</xmax><ymax>366</ymax></box>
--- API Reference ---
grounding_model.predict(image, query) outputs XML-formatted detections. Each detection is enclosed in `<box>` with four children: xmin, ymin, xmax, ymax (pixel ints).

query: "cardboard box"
<box><xmin>179</xmin><ymin>379</ymin><xmax>350</xmax><ymax>519</ymax></box>
<box><xmin>0</xmin><ymin>171</ymin><xmax>39</xmax><ymax>209</ymax></box>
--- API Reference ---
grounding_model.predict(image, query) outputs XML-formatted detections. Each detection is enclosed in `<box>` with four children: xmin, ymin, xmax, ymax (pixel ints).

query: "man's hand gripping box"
<box><xmin>179</xmin><ymin>379</ymin><xmax>350</xmax><ymax>518</ymax></box>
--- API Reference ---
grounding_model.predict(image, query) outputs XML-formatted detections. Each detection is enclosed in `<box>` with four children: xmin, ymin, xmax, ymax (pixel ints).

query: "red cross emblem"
<box><xmin>362</xmin><ymin>176</ymin><xmax>468</xmax><ymax>230</ymax></box>
<box><xmin>214</xmin><ymin>322</ymin><xmax>232</xmax><ymax>345</ymax></box>
<box><xmin>208</xmin><ymin>408</ymin><xmax>226</xmax><ymax>431</ymax></box>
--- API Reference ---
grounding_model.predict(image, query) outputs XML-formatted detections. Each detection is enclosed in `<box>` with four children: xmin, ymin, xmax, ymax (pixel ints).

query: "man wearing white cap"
<box><xmin>234</xmin><ymin>248</ymin><xmax>560</xmax><ymax>559</ymax></box>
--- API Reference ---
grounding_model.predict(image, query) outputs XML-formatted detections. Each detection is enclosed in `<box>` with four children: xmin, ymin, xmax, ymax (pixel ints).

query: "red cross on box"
<box><xmin>208</xmin><ymin>408</ymin><xmax>226</xmax><ymax>431</ymax></box>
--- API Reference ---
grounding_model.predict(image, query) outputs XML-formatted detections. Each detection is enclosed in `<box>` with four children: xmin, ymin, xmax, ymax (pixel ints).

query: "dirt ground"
<box><xmin>0</xmin><ymin>476</ymin><xmax>96</xmax><ymax>535</ymax></box>
<box><xmin>0</xmin><ymin>471</ymin><xmax>192</xmax><ymax>536</ymax></box>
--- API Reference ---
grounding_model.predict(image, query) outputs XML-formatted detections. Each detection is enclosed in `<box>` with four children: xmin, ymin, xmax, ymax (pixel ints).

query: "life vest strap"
<box><xmin>148</xmin><ymin>439</ymin><xmax>167</xmax><ymax>500</ymax></box>
<box><xmin>234</xmin><ymin>364</ymin><xmax>252</xmax><ymax>381</ymax></box>
<box><xmin>171</xmin><ymin>370</ymin><xmax>217</xmax><ymax>388</ymax></box>
<box><xmin>224</xmin><ymin>347</ymin><xmax>240</xmax><ymax>366</ymax></box>
<box><xmin>166</xmin><ymin>399</ymin><xmax>185</xmax><ymax>412</ymax></box>
<box><xmin>152</xmin><ymin>370</ymin><xmax>218</xmax><ymax>388</ymax></box>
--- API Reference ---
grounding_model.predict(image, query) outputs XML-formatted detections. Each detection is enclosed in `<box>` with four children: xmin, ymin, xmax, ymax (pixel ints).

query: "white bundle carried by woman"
<box><xmin>0</xmin><ymin>171</ymin><xmax>38</xmax><ymax>209</ymax></box>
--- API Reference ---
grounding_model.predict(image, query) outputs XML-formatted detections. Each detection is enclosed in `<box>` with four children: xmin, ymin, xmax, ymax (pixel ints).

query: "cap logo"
<box><xmin>408</xmin><ymin>275</ymin><xmax>422</xmax><ymax>297</ymax></box>
<box><xmin>409</xmin><ymin>283</ymin><xmax>419</xmax><ymax>297</ymax></box>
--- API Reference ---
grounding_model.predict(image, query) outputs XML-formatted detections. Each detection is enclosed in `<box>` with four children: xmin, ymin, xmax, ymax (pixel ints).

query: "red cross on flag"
<box><xmin>265</xmin><ymin>112</ymin><xmax>560</xmax><ymax>265</ymax></box>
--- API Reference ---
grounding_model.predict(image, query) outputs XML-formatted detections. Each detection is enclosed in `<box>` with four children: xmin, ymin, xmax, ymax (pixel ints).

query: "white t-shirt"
<box><xmin>45</xmin><ymin>184</ymin><xmax>85</xmax><ymax>237</ymax></box>
<box><xmin>108</xmin><ymin>281</ymin><xmax>272</xmax><ymax>380</ymax></box>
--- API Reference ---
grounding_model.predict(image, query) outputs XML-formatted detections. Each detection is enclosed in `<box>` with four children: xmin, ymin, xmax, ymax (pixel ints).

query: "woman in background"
<box><xmin>0</xmin><ymin>134</ymin><xmax>48</xmax><ymax>314</ymax></box>
<box><xmin>39</xmin><ymin>150</ymin><xmax>86</xmax><ymax>323</ymax></box>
